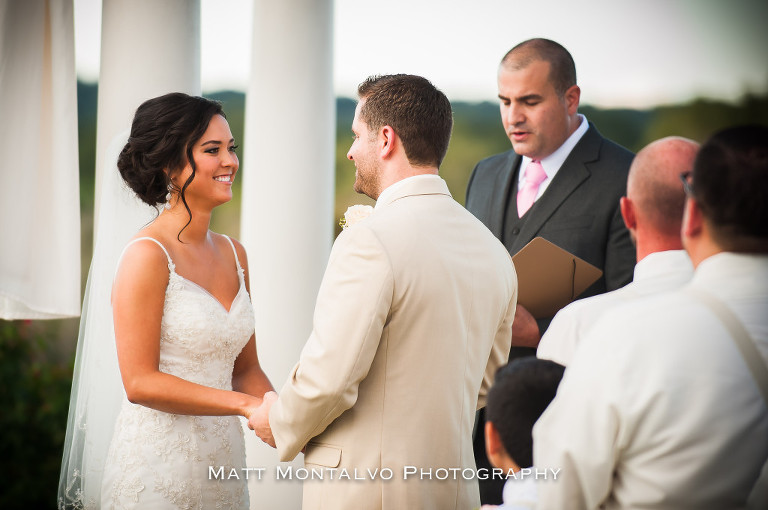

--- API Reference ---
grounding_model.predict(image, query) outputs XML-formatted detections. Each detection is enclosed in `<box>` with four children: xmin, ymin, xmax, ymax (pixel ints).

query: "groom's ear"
<box><xmin>379</xmin><ymin>125</ymin><xmax>397</xmax><ymax>160</ymax></box>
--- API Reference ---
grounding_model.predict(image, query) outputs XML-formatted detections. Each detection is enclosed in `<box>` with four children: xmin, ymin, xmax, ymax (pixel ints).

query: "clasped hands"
<box><xmin>247</xmin><ymin>391</ymin><xmax>278</xmax><ymax>448</ymax></box>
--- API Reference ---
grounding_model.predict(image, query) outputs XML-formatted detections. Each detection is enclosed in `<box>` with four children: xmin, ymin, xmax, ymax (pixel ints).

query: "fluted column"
<box><xmin>241</xmin><ymin>0</ymin><xmax>335</xmax><ymax>506</ymax></box>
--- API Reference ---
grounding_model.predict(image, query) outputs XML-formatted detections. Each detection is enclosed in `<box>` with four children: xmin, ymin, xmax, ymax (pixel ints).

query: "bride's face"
<box><xmin>174</xmin><ymin>114</ymin><xmax>238</xmax><ymax>209</ymax></box>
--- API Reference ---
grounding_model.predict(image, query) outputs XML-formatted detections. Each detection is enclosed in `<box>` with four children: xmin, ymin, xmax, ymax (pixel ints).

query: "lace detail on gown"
<box><xmin>100</xmin><ymin>237</ymin><xmax>253</xmax><ymax>509</ymax></box>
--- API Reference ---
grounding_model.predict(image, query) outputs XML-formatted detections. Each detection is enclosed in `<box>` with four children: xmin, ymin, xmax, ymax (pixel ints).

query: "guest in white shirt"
<box><xmin>538</xmin><ymin>137</ymin><xmax>699</xmax><ymax>365</ymax></box>
<box><xmin>534</xmin><ymin>125</ymin><xmax>768</xmax><ymax>509</ymax></box>
<box><xmin>482</xmin><ymin>358</ymin><xmax>565</xmax><ymax>510</ymax></box>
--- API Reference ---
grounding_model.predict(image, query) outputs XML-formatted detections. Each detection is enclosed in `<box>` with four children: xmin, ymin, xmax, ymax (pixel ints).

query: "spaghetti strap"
<box><xmin>221</xmin><ymin>235</ymin><xmax>242</xmax><ymax>271</ymax></box>
<box><xmin>119</xmin><ymin>237</ymin><xmax>175</xmax><ymax>271</ymax></box>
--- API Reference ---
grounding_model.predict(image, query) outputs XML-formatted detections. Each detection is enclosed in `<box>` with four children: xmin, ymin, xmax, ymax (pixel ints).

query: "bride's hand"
<box><xmin>247</xmin><ymin>391</ymin><xmax>278</xmax><ymax>448</ymax></box>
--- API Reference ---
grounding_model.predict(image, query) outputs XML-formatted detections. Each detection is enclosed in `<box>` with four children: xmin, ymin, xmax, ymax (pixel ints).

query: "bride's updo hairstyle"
<box><xmin>117</xmin><ymin>92</ymin><xmax>225</xmax><ymax>238</ymax></box>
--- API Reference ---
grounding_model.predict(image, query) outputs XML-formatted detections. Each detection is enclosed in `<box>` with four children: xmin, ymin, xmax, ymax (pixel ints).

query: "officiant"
<box><xmin>464</xmin><ymin>38</ymin><xmax>636</xmax><ymax>504</ymax></box>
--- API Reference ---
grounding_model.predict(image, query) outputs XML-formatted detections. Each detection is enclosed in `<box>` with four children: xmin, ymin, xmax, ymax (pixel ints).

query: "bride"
<box><xmin>58</xmin><ymin>92</ymin><xmax>274</xmax><ymax>509</ymax></box>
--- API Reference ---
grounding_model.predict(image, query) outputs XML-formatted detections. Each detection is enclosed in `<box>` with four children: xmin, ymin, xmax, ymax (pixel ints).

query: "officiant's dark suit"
<box><xmin>466</xmin><ymin>38</ymin><xmax>636</xmax><ymax>505</ymax></box>
<box><xmin>466</xmin><ymin>122</ymin><xmax>635</xmax><ymax>332</ymax></box>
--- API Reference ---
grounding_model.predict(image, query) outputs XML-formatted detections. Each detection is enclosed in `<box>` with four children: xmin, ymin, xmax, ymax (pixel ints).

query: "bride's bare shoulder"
<box><xmin>117</xmin><ymin>234</ymin><xmax>172</xmax><ymax>282</ymax></box>
<box><xmin>211</xmin><ymin>231</ymin><xmax>249</xmax><ymax>268</ymax></box>
<box><xmin>112</xmin><ymin>239</ymin><xmax>171</xmax><ymax>307</ymax></box>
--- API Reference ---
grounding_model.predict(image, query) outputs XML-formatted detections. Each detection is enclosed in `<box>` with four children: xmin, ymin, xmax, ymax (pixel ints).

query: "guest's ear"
<box><xmin>484</xmin><ymin>421</ymin><xmax>503</xmax><ymax>467</ymax></box>
<box><xmin>620</xmin><ymin>196</ymin><xmax>636</xmax><ymax>231</ymax></box>
<box><xmin>681</xmin><ymin>198</ymin><xmax>703</xmax><ymax>240</ymax></box>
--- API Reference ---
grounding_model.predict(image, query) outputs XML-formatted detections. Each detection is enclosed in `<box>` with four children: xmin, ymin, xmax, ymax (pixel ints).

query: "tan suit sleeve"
<box><xmin>477</xmin><ymin>267</ymin><xmax>517</xmax><ymax>410</ymax></box>
<box><xmin>269</xmin><ymin>226</ymin><xmax>393</xmax><ymax>461</ymax></box>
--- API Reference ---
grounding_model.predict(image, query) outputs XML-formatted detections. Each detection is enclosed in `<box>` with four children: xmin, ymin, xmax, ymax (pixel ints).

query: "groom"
<box><xmin>250</xmin><ymin>74</ymin><xmax>517</xmax><ymax>510</ymax></box>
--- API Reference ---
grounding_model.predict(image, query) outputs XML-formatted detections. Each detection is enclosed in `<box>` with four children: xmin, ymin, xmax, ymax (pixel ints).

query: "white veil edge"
<box><xmin>57</xmin><ymin>130</ymin><xmax>157</xmax><ymax>509</ymax></box>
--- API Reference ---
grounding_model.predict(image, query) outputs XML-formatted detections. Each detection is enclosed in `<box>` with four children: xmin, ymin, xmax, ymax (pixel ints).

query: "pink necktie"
<box><xmin>517</xmin><ymin>160</ymin><xmax>547</xmax><ymax>216</ymax></box>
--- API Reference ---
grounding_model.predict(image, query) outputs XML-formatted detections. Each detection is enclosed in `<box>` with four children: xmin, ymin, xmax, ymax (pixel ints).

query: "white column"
<box><xmin>93</xmin><ymin>0</ymin><xmax>201</xmax><ymax>230</ymax></box>
<box><xmin>0</xmin><ymin>0</ymin><xmax>81</xmax><ymax>319</ymax></box>
<box><xmin>241</xmin><ymin>0</ymin><xmax>335</xmax><ymax>506</ymax></box>
<box><xmin>56</xmin><ymin>5</ymin><xmax>202</xmax><ymax>506</ymax></box>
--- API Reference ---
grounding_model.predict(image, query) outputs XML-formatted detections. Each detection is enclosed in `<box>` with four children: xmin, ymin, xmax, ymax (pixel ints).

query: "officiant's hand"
<box><xmin>248</xmin><ymin>391</ymin><xmax>278</xmax><ymax>448</ymax></box>
<box><xmin>511</xmin><ymin>304</ymin><xmax>540</xmax><ymax>348</ymax></box>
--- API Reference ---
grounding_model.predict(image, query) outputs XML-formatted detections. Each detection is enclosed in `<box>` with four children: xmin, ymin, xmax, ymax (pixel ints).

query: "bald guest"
<box><xmin>537</xmin><ymin>137</ymin><xmax>699</xmax><ymax>366</ymax></box>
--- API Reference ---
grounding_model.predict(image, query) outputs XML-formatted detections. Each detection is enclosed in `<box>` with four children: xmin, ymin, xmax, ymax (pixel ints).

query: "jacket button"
<box><xmin>512</xmin><ymin>228</ymin><xmax>520</xmax><ymax>235</ymax></box>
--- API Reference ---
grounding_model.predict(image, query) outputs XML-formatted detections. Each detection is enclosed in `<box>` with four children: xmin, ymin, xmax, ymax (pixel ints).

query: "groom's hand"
<box><xmin>248</xmin><ymin>391</ymin><xmax>278</xmax><ymax>448</ymax></box>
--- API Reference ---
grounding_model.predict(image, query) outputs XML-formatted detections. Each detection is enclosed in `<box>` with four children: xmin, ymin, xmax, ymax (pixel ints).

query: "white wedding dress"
<box><xmin>100</xmin><ymin>236</ymin><xmax>253</xmax><ymax>509</ymax></box>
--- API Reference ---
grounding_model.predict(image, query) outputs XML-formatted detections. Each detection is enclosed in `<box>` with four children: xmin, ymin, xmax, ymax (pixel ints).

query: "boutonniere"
<box><xmin>339</xmin><ymin>204</ymin><xmax>374</xmax><ymax>230</ymax></box>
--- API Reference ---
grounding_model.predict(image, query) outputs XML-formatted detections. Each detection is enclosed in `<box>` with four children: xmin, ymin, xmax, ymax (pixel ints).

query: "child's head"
<box><xmin>484</xmin><ymin>357</ymin><xmax>565</xmax><ymax>471</ymax></box>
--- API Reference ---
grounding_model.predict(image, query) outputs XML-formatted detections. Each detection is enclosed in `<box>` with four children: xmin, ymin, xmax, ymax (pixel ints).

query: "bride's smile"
<box><xmin>173</xmin><ymin>113</ymin><xmax>239</xmax><ymax>209</ymax></box>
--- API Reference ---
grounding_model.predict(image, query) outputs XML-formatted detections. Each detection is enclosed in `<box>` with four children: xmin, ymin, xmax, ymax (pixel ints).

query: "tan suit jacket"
<box><xmin>270</xmin><ymin>177</ymin><xmax>517</xmax><ymax>510</ymax></box>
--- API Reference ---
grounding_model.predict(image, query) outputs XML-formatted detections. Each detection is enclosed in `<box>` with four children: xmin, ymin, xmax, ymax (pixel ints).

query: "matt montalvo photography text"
<box><xmin>209</xmin><ymin>466</ymin><xmax>561</xmax><ymax>482</ymax></box>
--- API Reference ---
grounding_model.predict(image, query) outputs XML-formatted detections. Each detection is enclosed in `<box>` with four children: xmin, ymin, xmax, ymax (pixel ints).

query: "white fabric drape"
<box><xmin>0</xmin><ymin>0</ymin><xmax>81</xmax><ymax>319</ymax></box>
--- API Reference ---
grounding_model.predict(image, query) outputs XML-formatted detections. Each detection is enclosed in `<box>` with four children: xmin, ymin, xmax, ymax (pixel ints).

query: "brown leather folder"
<box><xmin>511</xmin><ymin>237</ymin><xmax>603</xmax><ymax>319</ymax></box>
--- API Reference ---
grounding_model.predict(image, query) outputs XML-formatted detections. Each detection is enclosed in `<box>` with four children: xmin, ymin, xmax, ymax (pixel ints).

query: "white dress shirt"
<box><xmin>537</xmin><ymin>250</ymin><xmax>694</xmax><ymax>366</ymax></box>
<box><xmin>518</xmin><ymin>114</ymin><xmax>589</xmax><ymax>201</ymax></box>
<box><xmin>496</xmin><ymin>475</ymin><xmax>537</xmax><ymax>510</ymax></box>
<box><xmin>533</xmin><ymin>252</ymin><xmax>768</xmax><ymax>509</ymax></box>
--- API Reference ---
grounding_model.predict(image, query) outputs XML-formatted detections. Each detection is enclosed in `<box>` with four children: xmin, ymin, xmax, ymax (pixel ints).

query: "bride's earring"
<box><xmin>165</xmin><ymin>184</ymin><xmax>173</xmax><ymax>210</ymax></box>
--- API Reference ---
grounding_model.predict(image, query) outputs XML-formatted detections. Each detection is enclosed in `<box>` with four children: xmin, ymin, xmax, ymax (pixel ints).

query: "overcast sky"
<box><xmin>74</xmin><ymin>0</ymin><xmax>768</xmax><ymax>108</ymax></box>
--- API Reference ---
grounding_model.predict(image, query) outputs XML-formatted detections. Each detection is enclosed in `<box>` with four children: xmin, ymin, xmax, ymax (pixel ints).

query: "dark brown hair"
<box><xmin>117</xmin><ymin>92</ymin><xmax>225</xmax><ymax>240</ymax></box>
<box><xmin>357</xmin><ymin>74</ymin><xmax>453</xmax><ymax>168</ymax></box>
<box><xmin>486</xmin><ymin>357</ymin><xmax>565</xmax><ymax>468</ymax></box>
<box><xmin>692</xmin><ymin>124</ymin><xmax>768</xmax><ymax>247</ymax></box>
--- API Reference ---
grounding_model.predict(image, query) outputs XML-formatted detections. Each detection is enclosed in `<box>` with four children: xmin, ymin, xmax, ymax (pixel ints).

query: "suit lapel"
<box><xmin>509</xmin><ymin>124</ymin><xmax>602</xmax><ymax>254</ymax></box>
<box><xmin>487</xmin><ymin>151</ymin><xmax>521</xmax><ymax>238</ymax></box>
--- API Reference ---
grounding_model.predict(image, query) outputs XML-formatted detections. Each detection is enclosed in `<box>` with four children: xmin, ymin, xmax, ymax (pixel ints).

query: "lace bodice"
<box><xmin>160</xmin><ymin>252</ymin><xmax>254</xmax><ymax>390</ymax></box>
<box><xmin>99</xmin><ymin>236</ymin><xmax>253</xmax><ymax>510</ymax></box>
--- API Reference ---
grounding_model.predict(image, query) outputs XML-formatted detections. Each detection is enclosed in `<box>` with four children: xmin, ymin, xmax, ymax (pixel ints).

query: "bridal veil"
<box><xmin>58</xmin><ymin>131</ymin><xmax>157</xmax><ymax>509</ymax></box>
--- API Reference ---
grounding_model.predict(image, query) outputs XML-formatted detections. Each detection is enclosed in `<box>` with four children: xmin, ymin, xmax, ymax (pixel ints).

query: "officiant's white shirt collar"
<box><xmin>375</xmin><ymin>174</ymin><xmax>442</xmax><ymax>209</ymax></box>
<box><xmin>518</xmin><ymin>113</ymin><xmax>589</xmax><ymax>198</ymax></box>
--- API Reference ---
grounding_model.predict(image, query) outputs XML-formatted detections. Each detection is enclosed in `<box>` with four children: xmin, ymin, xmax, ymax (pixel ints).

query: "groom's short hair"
<box><xmin>357</xmin><ymin>74</ymin><xmax>453</xmax><ymax>168</ymax></box>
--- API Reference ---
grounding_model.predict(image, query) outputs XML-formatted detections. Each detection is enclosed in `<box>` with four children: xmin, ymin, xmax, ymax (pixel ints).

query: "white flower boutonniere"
<box><xmin>340</xmin><ymin>204</ymin><xmax>374</xmax><ymax>230</ymax></box>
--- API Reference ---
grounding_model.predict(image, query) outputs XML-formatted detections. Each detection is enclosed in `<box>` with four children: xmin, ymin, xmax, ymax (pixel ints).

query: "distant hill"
<box><xmin>75</xmin><ymin>82</ymin><xmax>768</xmax><ymax>237</ymax></box>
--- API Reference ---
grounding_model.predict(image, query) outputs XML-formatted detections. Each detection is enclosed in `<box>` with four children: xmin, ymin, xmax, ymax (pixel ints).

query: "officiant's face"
<box><xmin>498</xmin><ymin>59</ymin><xmax>578</xmax><ymax>160</ymax></box>
<box><xmin>348</xmin><ymin>100</ymin><xmax>382</xmax><ymax>199</ymax></box>
<box><xmin>176</xmin><ymin>114</ymin><xmax>239</xmax><ymax>208</ymax></box>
